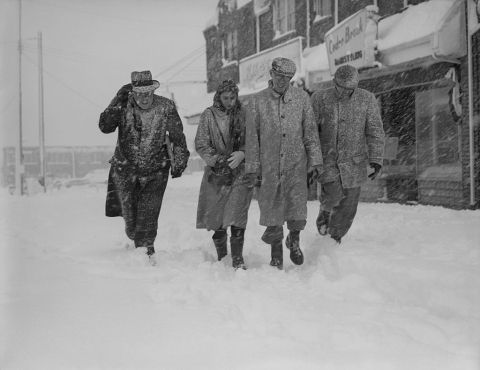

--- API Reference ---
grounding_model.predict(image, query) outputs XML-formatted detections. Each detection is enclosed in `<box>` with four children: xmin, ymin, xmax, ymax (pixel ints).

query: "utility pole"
<box><xmin>38</xmin><ymin>31</ymin><xmax>46</xmax><ymax>193</ymax></box>
<box><xmin>16</xmin><ymin>0</ymin><xmax>24</xmax><ymax>195</ymax></box>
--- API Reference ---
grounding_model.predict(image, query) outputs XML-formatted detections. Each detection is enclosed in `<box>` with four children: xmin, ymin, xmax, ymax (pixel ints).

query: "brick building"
<box><xmin>203</xmin><ymin>0</ymin><xmax>480</xmax><ymax>209</ymax></box>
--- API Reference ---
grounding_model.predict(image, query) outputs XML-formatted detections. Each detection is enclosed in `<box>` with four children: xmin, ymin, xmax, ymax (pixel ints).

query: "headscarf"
<box><xmin>212</xmin><ymin>80</ymin><xmax>244</xmax><ymax>152</ymax></box>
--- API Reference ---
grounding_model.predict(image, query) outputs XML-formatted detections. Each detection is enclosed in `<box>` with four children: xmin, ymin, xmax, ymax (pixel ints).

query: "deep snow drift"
<box><xmin>1</xmin><ymin>173</ymin><xmax>479</xmax><ymax>370</ymax></box>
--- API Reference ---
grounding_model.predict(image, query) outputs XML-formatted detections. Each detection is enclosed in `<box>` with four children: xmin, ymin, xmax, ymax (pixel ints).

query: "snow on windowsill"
<box><xmin>221</xmin><ymin>58</ymin><xmax>239</xmax><ymax>68</ymax></box>
<box><xmin>272</xmin><ymin>29</ymin><xmax>296</xmax><ymax>41</ymax></box>
<box><xmin>313</xmin><ymin>14</ymin><xmax>332</xmax><ymax>23</ymax></box>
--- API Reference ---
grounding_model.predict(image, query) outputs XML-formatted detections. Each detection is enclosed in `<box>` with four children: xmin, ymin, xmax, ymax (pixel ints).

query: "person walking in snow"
<box><xmin>244</xmin><ymin>57</ymin><xmax>323</xmax><ymax>269</ymax></box>
<box><xmin>311</xmin><ymin>64</ymin><xmax>385</xmax><ymax>245</ymax></box>
<box><xmin>195</xmin><ymin>80</ymin><xmax>253</xmax><ymax>270</ymax></box>
<box><xmin>99</xmin><ymin>70</ymin><xmax>190</xmax><ymax>261</ymax></box>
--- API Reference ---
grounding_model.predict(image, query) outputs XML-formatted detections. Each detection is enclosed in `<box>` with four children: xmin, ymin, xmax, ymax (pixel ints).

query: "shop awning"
<box><xmin>377</xmin><ymin>0</ymin><xmax>467</xmax><ymax>66</ymax></box>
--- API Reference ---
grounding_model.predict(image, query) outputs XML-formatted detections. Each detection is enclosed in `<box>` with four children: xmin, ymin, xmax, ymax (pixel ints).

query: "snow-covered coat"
<box><xmin>195</xmin><ymin>106</ymin><xmax>252</xmax><ymax>230</ymax></box>
<box><xmin>245</xmin><ymin>83</ymin><xmax>323</xmax><ymax>226</ymax></box>
<box><xmin>99</xmin><ymin>94</ymin><xmax>190</xmax><ymax>217</ymax></box>
<box><xmin>311</xmin><ymin>87</ymin><xmax>385</xmax><ymax>188</ymax></box>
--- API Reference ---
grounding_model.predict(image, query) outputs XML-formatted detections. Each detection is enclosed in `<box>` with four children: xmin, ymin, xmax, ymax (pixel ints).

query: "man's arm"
<box><xmin>166</xmin><ymin>100</ymin><xmax>190</xmax><ymax>178</ymax></box>
<box><xmin>98</xmin><ymin>84</ymin><xmax>132</xmax><ymax>134</ymax></box>
<box><xmin>302</xmin><ymin>93</ymin><xmax>323</xmax><ymax>169</ymax></box>
<box><xmin>244</xmin><ymin>99</ymin><xmax>261</xmax><ymax>175</ymax></box>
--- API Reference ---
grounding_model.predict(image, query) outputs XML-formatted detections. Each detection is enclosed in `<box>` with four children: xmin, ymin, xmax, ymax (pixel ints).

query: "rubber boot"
<box><xmin>286</xmin><ymin>230</ymin><xmax>304</xmax><ymax>265</ymax></box>
<box><xmin>212</xmin><ymin>229</ymin><xmax>228</xmax><ymax>261</ymax></box>
<box><xmin>270</xmin><ymin>240</ymin><xmax>283</xmax><ymax>270</ymax></box>
<box><xmin>230</xmin><ymin>226</ymin><xmax>247</xmax><ymax>270</ymax></box>
<box><xmin>316</xmin><ymin>210</ymin><xmax>330</xmax><ymax>236</ymax></box>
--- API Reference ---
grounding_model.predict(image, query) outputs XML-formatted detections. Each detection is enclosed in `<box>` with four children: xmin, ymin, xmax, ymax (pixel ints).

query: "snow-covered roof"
<box><xmin>237</xmin><ymin>0</ymin><xmax>252</xmax><ymax>9</ymax></box>
<box><xmin>204</xmin><ymin>8</ymin><xmax>219</xmax><ymax>29</ymax></box>
<box><xmin>377</xmin><ymin>0</ymin><xmax>455</xmax><ymax>51</ymax></box>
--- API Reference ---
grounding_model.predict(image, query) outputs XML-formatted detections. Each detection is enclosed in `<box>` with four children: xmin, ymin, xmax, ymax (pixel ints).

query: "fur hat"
<box><xmin>334</xmin><ymin>65</ymin><xmax>359</xmax><ymax>89</ymax></box>
<box><xmin>271</xmin><ymin>57</ymin><xmax>296</xmax><ymax>77</ymax></box>
<box><xmin>131</xmin><ymin>71</ymin><xmax>160</xmax><ymax>93</ymax></box>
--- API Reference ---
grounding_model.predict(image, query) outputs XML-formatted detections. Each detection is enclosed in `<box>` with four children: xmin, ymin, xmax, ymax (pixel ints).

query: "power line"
<box><xmin>153</xmin><ymin>46</ymin><xmax>205</xmax><ymax>79</ymax></box>
<box><xmin>21</xmin><ymin>52</ymin><xmax>104</xmax><ymax>109</ymax></box>
<box><xmin>165</xmin><ymin>50</ymin><xmax>206</xmax><ymax>83</ymax></box>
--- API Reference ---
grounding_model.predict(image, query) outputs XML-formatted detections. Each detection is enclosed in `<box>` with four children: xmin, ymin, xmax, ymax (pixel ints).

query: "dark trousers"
<box><xmin>113</xmin><ymin>169</ymin><xmax>169</xmax><ymax>247</ymax></box>
<box><xmin>319</xmin><ymin>179</ymin><xmax>361</xmax><ymax>240</ymax></box>
<box><xmin>261</xmin><ymin>220</ymin><xmax>306</xmax><ymax>245</ymax></box>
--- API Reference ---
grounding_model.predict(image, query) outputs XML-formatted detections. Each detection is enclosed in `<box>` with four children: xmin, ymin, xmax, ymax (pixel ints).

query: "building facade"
<box><xmin>203</xmin><ymin>0</ymin><xmax>480</xmax><ymax>209</ymax></box>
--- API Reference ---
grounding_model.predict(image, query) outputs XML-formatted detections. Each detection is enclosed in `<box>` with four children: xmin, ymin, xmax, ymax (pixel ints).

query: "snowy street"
<box><xmin>0</xmin><ymin>173</ymin><xmax>479</xmax><ymax>369</ymax></box>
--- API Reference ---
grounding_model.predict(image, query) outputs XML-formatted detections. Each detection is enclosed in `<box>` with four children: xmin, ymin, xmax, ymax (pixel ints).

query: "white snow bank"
<box><xmin>1</xmin><ymin>176</ymin><xmax>479</xmax><ymax>369</ymax></box>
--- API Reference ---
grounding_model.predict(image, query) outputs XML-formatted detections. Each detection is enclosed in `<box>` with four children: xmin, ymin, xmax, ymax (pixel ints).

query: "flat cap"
<box><xmin>271</xmin><ymin>57</ymin><xmax>296</xmax><ymax>77</ymax></box>
<box><xmin>334</xmin><ymin>65</ymin><xmax>359</xmax><ymax>89</ymax></box>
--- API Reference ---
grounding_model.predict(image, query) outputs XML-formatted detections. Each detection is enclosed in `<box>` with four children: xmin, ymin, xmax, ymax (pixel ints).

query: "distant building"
<box><xmin>203</xmin><ymin>0</ymin><xmax>480</xmax><ymax>209</ymax></box>
<box><xmin>2</xmin><ymin>146</ymin><xmax>115</xmax><ymax>188</ymax></box>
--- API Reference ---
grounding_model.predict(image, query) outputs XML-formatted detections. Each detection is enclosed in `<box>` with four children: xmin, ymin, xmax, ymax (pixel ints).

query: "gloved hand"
<box><xmin>245</xmin><ymin>173</ymin><xmax>261</xmax><ymax>189</ymax></box>
<box><xmin>307</xmin><ymin>165</ymin><xmax>323</xmax><ymax>185</ymax></box>
<box><xmin>114</xmin><ymin>83</ymin><xmax>132</xmax><ymax>107</ymax></box>
<box><xmin>368</xmin><ymin>162</ymin><xmax>382</xmax><ymax>180</ymax></box>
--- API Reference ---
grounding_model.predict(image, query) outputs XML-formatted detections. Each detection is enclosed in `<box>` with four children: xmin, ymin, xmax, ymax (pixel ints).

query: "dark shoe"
<box><xmin>286</xmin><ymin>231</ymin><xmax>304</xmax><ymax>265</ymax></box>
<box><xmin>146</xmin><ymin>246</ymin><xmax>155</xmax><ymax>256</ymax></box>
<box><xmin>270</xmin><ymin>241</ymin><xmax>283</xmax><ymax>269</ymax></box>
<box><xmin>316</xmin><ymin>210</ymin><xmax>330</xmax><ymax>236</ymax></box>
<box><xmin>232</xmin><ymin>256</ymin><xmax>247</xmax><ymax>270</ymax></box>
<box><xmin>230</xmin><ymin>226</ymin><xmax>247</xmax><ymax>270</ymax></box>
<box><xmin>212</xmin><ymin>229</ymin><xmax>228</xmax><ymax>261</ymax></box>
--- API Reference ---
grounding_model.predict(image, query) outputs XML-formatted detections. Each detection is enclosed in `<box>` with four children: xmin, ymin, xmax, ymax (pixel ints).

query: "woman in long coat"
<box><xmin>195</xmin><ymin>80</ymin><xmax>253</xmax><ymax>270</ymax></box>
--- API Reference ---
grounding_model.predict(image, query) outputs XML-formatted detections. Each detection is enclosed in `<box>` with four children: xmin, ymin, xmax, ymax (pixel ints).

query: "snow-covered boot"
<box><xmin>286</xmin><ymin>230</ymin><xmax>303</xmax><ymax>265</ymax></box>
<box><xmin>316</xmin><ymin>210</ymin><xmax>330</xmax><ymax>236</ymax></box>
<box><xmin>230</xmin><ymin>226</ymin><xmax>247</xmax><ymax>270</ymax></box>
<box><xmin>146</xmin><ymin>245</ymin><xmax>157</xmax><ymax>266</ymax></box>
<box><xmin>212</xmin><ymin>229</ymin><xmax>228</xmax><ymax>261</ymax></box>
<box><xmin>270</xmin><ymin>241</ymin><xmax>283</xmax><ymax>270</ymax></box>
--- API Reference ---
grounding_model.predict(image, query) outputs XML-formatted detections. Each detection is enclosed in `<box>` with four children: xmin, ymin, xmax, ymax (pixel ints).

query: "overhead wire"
<box><xmin>21</xmin><ymin>52</ymin><xmax>104</xmax><ymax>109</ymax></box>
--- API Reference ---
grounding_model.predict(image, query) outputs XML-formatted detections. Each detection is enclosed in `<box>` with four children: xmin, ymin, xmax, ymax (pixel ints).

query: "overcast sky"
<box><xmin>0</xmin><ymin>0</ymin><xmax>219</xmax><ymax>149</ymax></box>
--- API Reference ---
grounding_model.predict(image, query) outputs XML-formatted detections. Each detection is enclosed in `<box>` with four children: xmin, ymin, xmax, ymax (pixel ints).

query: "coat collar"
<box><xmin>268</xmin><ymin>80</ymin><xmax>293</xmax><ymax>103</ymax></box>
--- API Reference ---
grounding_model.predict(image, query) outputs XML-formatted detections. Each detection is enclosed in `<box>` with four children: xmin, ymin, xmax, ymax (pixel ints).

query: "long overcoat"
<box><xmin>245</xmin><ymin>84</ymin><xmax>323</xmax><ymax>226</ymax></box>
<box><xmin>195</xmin><ymin>106</ymin><xmax>252</xmax><ymax>231</ymax></box>
<box><xmin>311</xmin><ymin>87</ymin><xmax>385</xmax><ymax>188</ymax></box>
<box><xmin>99</xmin><ymin>94</ymin><xmax>190</xmax><ymax>217</ymax></box>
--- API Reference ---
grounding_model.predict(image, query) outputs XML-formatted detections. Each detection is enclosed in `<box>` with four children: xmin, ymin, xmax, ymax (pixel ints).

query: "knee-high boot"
<box><xmin>230</xmin><ymin>226</ymin><xmax>247</xmax><ymax>270</ymax></box>
<box><xmin>270</xmin><ymin>240</ymin><xmax>283</xmax><ymax>270</ymax></box>
<box><xmin>212</xmin><ymin>229</ymin><xmax>227</xmax><ymax>261</ymax></box>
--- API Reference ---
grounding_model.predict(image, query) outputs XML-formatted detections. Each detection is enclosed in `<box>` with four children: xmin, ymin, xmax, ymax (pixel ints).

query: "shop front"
<box><xmin>306</xmin><ymin>0</ymin><xmax>475</xmax><ymax>209</ymax></box>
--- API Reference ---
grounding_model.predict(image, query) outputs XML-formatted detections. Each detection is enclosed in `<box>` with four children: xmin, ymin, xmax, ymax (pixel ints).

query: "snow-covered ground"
<box><xmin>1</xmin><ymin>173</ymin><xmax>479</xmax><ymax>370</ymax></box>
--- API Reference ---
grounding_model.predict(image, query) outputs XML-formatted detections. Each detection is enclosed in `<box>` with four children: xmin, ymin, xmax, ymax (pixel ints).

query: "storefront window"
<box><xmin>415</xmin><ymin>86</ymin><xmax>461</xmax><ymax>180</ymax></box>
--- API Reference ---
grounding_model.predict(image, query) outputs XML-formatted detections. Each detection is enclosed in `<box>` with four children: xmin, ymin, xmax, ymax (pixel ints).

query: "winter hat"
<box><xmin>334</xmin><ymin>65</ymin><xmax>359</xmax><ymax>89</ymax></box>
<box><xmin>131</xmin><ymin>71</ymin><xmax>160</xmax><ymax>93</ymax></box>
<box><xmin>271</xmin><ymin>57</ymin><xmax>296</xmax><ymax>77</ymax></box>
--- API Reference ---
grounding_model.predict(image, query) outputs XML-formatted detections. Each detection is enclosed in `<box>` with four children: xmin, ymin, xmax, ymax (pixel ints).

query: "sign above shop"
<box><xmin>239</xmin><ymin>36</ymin><xmax>303</xmax><ymax>91</ymax></box>
<box><xmin>324</xmin><ymin>8</ymin><xmax>377</xmax><ymax>75</ymax></box>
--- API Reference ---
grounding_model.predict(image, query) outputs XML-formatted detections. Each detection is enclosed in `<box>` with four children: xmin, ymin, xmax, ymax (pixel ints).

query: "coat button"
<box><xmin>280</xmin><ymin>114</ymin><xmax>285</xmax><ymax>119</ymax></box>
<box><xmin>282</xmin><ymin>133</ymin><xmax>286</xmax><ymax>137</ymax></box>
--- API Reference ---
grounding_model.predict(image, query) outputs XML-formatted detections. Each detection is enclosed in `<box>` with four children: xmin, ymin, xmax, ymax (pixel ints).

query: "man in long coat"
<box><xmin>245</xmin><ymin>57</ymin><xmax>323</xmax><ymax>269</ymax></box>
<box><xmin>311</xmin><ymin>64</ymin><xmax>385</xmax><ymax>244</ymax></box>
<box><xmin>99</xmin><ymin>71</ymin><xmax>189</xmax><ymax>261</ymax></box>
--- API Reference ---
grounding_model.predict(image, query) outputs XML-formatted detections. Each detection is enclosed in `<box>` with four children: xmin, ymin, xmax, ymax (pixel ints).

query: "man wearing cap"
<box><xmin>99</xmin><ymin>71</ymin><xmax>190</xmax><ymax>262</ymax></box>
<box><xmin>311</xmin><ymin>64</ymin><xmax>384</xmax><ymax>245</ymax></box>
<box><xmin>244</xmin><ymin>57</ymin><xmax>323</xmax><ymax>269</ymax></box>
